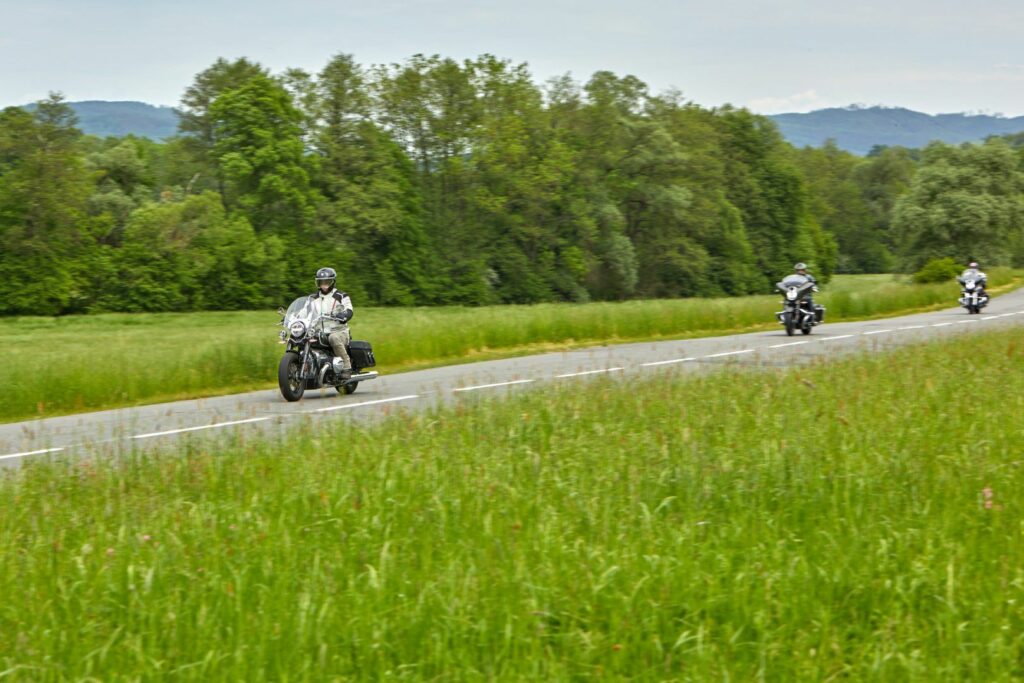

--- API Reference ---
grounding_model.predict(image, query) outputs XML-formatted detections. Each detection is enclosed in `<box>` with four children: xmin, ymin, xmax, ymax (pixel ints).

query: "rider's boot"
<box><xmin>332</xmin><ymin>358</ymin><xmax>352</xmax><ymax>380</ymax></box>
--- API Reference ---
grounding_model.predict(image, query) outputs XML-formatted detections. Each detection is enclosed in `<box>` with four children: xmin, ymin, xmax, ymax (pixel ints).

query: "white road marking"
<box><xmin>982</xmin><ymin>316</ymin><xmax>998</xmax><ymax>320</ymax></box>
<box><xmin>821</xmin><ymin>335</ymin><xmax>854</xmax><ymax>341</ymax></box>
<box><xmin>555</xmin><ymin>367</ymin><xmax>623</xmax><ymax>379</ymax></box>
<box><xmin>862</xmin><ymin>329</ymin><xmax>893</xmax><ymax>336</ymax></box>
<box><xmin>704</xmin><ymin>349</ymin><xmax>755</xmax><ymax>358</ymax></box>
<box><xmin>453</xmin><ymin>380</ymin><xmax>534</xmax><ymax>393</ymax></box>
<box><xmin>315</xmin><ymin>395</ymin><xmax>420</xmax><ymax>412</ymax></box>
<box><xmin>641</xmin><ymin>357</ymin><xmax>697</xmax><ymax>367</ymax></box>
<box><xmin>932</xmin><ymin>322</ymin><xmax>955</xmax><ymax>327</ymax></box>
<box><xmin>898</xmin><ymin>325</ymin><xmax>924</xmax><ymax>330</ymax></box>
<box><xmin>132</xmin><ymin>417</ymin><xmax>271</xmax><ymax>440</ymax></box>
<box><xmin>768</xmin><ymin>341</ymin><xmax>809</xmax><ymax>348</ymax></box>
<box><xmin>0</xmin><ymin>447</ymin><xmax>64</xmax><ymax>461</ymax></box>
<box><xmin>956</xmin><ymin>319</ymin><xmax>978</xmax><ymax>324</ymax></box>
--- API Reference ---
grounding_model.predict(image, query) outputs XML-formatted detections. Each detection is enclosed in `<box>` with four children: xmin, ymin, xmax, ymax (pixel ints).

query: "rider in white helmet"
<box><xmin>958</xmin><ymin>260</ymin><xmax>989</xmax><ymax>305</ymax></box>
<box><xmin>310</xmin><ymin>267</ymin><xmax>353</xmax><ymax>379</ymax></box>
<box><xmin>792</xmin><ymin>262</ymin><xmax>820</xmax><ymax>308</ymax></box>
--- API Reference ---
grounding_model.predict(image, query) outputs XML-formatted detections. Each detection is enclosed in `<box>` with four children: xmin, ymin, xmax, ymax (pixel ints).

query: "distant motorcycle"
<box><xmin>276</xmin><ymin>297</ymin><xmax>378</xmax><ymax>402</ymax></box>
<box><xmin>957</xmin><ymin>275</ymin><xmax>989</xmax><ymax>314</ymax></box>
<box><xmin>775</xmin><ymin>275</ymin><xmax>824</xmax><ymax>336</ymax></box>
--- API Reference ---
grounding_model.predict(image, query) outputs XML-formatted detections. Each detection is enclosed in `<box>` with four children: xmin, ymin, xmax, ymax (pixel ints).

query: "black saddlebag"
<box><xmin>348</xmin><ymin>340</ymin><xmax>376</xmax><ymax>369</ymax></box>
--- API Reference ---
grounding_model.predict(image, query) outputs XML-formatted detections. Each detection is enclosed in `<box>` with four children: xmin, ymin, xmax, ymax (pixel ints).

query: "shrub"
<box><xmin>913</xmin><ymin>257</ymin><xmax>961</xmax><ymax>284</ymax></box>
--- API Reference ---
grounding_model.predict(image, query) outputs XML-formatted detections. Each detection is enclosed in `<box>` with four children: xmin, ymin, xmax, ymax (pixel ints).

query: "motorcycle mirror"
<box><xmin>276</xmin><ymin>307</ymin><xmax>286</xmax><ymax>316</ymax></box>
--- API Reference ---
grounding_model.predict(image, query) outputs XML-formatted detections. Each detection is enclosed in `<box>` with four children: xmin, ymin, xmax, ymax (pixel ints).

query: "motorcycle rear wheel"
<box><xmin>337</xmin><ymin>382</ymin><xmax>359</xmax><ymax>395</ymax></box>
<box><xmin>278</xmin><ymin>352</ymin><xmax>305</xmax><ymax>402</ymax></box>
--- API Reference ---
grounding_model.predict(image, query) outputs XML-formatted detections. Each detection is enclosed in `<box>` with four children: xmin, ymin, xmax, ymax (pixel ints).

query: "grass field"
<box><xmin>0</xmin><ymin>270</ymin><xmax>1019</xmax><ymax>423</ymax></box>
<box><xmin>1</xmin><ymin>326</ymin><xmax>1023</xmax><ymax>679</ymax></box>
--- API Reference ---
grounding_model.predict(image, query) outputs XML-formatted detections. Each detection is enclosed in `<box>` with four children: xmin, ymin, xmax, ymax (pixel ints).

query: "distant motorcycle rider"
<box><xmin>958</xmin><ymin>261</ymin><xmax>989</xmax><ymax>307</ymax></box>
<box><xmin>792</xmin><ymin>262</ymin><xmax>819</xmax><ymax>304</ymax></box>
<box><xmin>958</xmin><ymin>261</ymin><xmax>988</xmax><ymax>288</ymax></box>
<box><xmin>310</xmin><ymin>267</ymin><xmax>354</xmax><ymax>380</ymax></box>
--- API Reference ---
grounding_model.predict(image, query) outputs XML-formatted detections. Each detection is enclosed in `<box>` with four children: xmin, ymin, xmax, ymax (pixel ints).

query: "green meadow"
<box><xmin>1</xmin><ymin>326</ymin><xmax>1023</xmax><ymax>679</ymax></box>
<box><xmin>0</xmin><ymin>270</ymin><xmax>1018</xmax><ymax>422</ymax></box>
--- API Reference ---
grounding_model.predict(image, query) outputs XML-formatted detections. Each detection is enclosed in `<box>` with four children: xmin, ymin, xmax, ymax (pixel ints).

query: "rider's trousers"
<box><xmin>328</xmin><ymin>327</ymin><xmax>352</xmax><ymax>369</ymax></box>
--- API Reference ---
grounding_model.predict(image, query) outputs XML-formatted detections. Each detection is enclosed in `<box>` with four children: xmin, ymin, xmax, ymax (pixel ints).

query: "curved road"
<box><xmin>3</xmin><ymin>288</ymin><xmax>1024</xmax><ymax>466</ymax></box>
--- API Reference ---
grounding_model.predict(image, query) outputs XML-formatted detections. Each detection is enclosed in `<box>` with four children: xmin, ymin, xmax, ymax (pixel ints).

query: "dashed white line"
<box><xmin>641</xmin><ymin>357</ymin><xmax>697</xmax><ymax>367</ymax></box>
<box><xmin>956</xmin><ymin>319</ymin><xmax>978</xmax><ymax>324</ymax></box>
<box><xmin>932</xmin><ymin>322</ymin><xmax>955</xmax><ymax>327</ymax></box>
<box><xmin>453</xmin><ymin>380</ymin><xmax>534</xmax><ymax>393</ymax></box>
<box><xmin>0</xmin><ymin>447</ymin><xmax>65</xmax><ymax>461</ymax></box>
<box><xmin>555</xmin><ymin>367</ymin><xmax>623</xmax><ymax>379</ymax></box>
<box><xmin>768</xmin><ymin>341</ymin><xmax>809</xmax><ymax>348</ymax></box>
<box><xmin>862</xmin><ymin>329</ymin><xmax>893</xmax><ymax>336</ymax></box>
<box><xmin>821</xmin><ymin>335</ymin><xmax>854</xmax><ymax>341</ymax></box>
<box><xmin>898</xmin><ymin>325</ymin><xmax>924</xmax><ymax>330</ymax></box>
<box><xmin>982</xmin><ymin>315</ymin><xmax>998</xmax><ymax>320</ymax></box>
<box><xmin>132</xmin><ymin>417</ymin><xmax>271</xmax><ymax>440</ymax></box>
<box><xmin>315</xmin><ymin>395</ymin><xmax>420</xmax><ymax>412</ymax></box>
<box><xmin>704</xmin><ymin>349</ymin><xmax>755</xmax><ymax>359</ymax></box>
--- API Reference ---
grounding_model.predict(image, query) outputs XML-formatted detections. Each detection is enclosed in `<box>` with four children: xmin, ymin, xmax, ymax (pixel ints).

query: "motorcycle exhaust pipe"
<box><xmin>345</xmin><ymin>371</ymin><xmax>379</xmax><ymax>383</ymax></box>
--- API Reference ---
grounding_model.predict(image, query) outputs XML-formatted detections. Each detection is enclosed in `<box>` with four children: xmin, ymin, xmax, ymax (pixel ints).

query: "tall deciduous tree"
<box><xmin>893</xmin><ymin>140</ymin><xmax>1024</xmax><ymax>271</ymax></box>
<box><xmin>0</xmin><ymin>95</ymin><xmax>103</xmax><ymax>313</ymax></box>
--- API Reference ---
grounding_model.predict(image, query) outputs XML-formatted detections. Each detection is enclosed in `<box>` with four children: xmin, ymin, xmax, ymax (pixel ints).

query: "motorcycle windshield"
<box><xmin>284</xmin><ymin>297</ymin><xmax>314</xmax><ymax>326</ymax></box>
<box><xmin>284</xmin><ymin>296</ymin><xmax>333</xmax><ymax>336</ymax></box>
<box><xmin>776</xmin><ymin>275</ymin><xmax>813</xmax><ymax>295</ymax></box>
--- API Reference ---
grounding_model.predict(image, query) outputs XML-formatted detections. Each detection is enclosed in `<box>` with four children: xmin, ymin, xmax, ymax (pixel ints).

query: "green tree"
<box><xmin>208</xmin><ymin>74</ymin><xmax>318</xmax><ymax>286</ymax></box>
<box><xmin>312</xmin><ymin>54</ymin><xmax>436</xmax><ymax>305</ymax></box>
<box><xmin>177</xmin><ymin>58</ymin><xmax>267</xmax><ymax>196</ymax></box>
<box><xmin>893</xmin><ymin>140</ymin><xmax>1024</xmax><ymax>271</ymax></box>
<box><xmin>0</xmin><ymin>95</ymin><xmax>105</xmax><ymax>314</ymax></box>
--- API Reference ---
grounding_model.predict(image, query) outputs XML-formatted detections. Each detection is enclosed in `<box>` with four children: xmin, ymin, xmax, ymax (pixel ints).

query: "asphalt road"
<box><xmin>3</xmin><ymin>288</ymin><xmax>1023</xmax><ymax>466</ymax></box>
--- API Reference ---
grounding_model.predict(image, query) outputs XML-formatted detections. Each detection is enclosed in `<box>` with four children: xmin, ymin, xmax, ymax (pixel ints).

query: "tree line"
<box><xmin>1</xmin><ymin>54</ymin><xmax>1022</xmax><ymax>315</ymax></box>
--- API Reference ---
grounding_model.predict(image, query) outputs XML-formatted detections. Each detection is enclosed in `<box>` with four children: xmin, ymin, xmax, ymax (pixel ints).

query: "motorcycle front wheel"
<box><xmin>278</xmin><ymin>352</ymin><xmax>305</xmax><ymax>402</ymax></box>
<box><xmin>783</xmin><ymin>312</ymin><xmax>795</xmax><ymax>336</ymax></box>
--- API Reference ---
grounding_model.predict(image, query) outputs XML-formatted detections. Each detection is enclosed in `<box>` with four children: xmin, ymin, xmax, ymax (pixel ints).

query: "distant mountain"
<box><xmin>23</xmin><ymin>100</ymin><xmax>180</xmax><ymax>140</ymax></box>
<box><xmin>768</xmin><ymin>106</ymin><xmax>1024</xmax><ymax>155</ymax></box>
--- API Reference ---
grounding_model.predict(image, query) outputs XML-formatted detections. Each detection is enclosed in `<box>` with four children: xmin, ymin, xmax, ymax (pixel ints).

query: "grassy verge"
<box><xmin>0</xmin><ymin>270</ymin><xmax>1019</xmax><ymax>422</ymax></box>
<box><xmin>2</xmin><ymin>328</ymin><xmax>1023</xmax><ymax>679</ymax></box>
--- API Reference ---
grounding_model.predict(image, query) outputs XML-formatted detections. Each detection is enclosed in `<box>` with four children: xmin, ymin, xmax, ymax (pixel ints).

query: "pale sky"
<box><xmin>2</xmin><ymin>0</ymin><xmax>1023</xmax><ymax>115</ymax></box>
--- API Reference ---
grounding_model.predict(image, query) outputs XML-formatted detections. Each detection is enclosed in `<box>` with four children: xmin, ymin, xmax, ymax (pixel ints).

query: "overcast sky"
<box><xmin>3</xmin><ymin>0</ymin><xmax>1023</xmax><ymax>115</ymax></box>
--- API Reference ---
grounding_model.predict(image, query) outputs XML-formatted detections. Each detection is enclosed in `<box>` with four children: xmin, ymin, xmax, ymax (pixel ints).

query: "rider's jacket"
<box><xmin>308</xmin><ymin>288</ymin><xmax>353</xmax><ymax>333</ymax></box>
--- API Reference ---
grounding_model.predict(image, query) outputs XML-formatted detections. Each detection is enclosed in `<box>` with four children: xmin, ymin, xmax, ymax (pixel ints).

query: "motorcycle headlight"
<box><xmin>289</xmin><ymin>320</ymin><xmax>307</xmax><ymax>338</ymax></box>
<box><xmin>786</xmin><ymin>289</ymin><xmax>797</xmax><ymax>301</ymax></box>
<box><xmin>966</xmin><ymin>282</ymin><xmax>975</xmax><ymax>290</ymax></box>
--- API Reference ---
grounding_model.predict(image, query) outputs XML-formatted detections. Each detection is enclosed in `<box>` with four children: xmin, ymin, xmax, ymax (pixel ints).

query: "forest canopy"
<box><xmin>2</xmin><ymin>54</ymin><xmax>1022</xmax><ymax>315</ymax></box>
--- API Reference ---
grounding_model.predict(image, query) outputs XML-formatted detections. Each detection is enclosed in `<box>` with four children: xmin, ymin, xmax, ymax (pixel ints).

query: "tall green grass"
<box><xmin>2</xmin><ymin>328</ymin><xmax>1023</xmax><ymax>679</ymax></box>
<box><xmin>0</xmin><ymin>270</ymin><xmax>1018</xmax><ymax>422</ymax></box>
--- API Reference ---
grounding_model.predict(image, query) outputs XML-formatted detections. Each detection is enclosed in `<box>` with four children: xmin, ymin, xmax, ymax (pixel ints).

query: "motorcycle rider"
<box><xmin>788</xmin><ymin>262</ymin><xmax>823</xmax><ymax>326</ymax></box>
<box><xmin>958</xmin><ymin>260</ymin><xmax>989</xmax><ymax>306</ymax></box>
<box><xmin>793</xmin><ymin>262</ymin><xmax>817</xmax><ymax>286</ymax></box>
<box><xmin>310</xmin><ymin>267</ymin><xmax>353</xmax><ymax>380</ymax></box>
<box><xmin>793</xmin><ymin>262</ymin><xmax>819</xmax><ymax>303</ymax></box>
